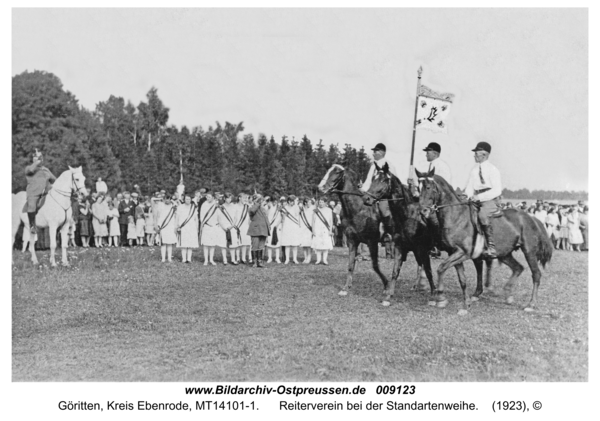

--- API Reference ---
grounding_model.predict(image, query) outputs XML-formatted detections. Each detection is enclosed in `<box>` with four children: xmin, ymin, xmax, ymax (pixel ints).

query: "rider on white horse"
<box><xmin>25</xmin><ymin>149</ymin><xmax>56</xmax><ymax>235</ymax></box>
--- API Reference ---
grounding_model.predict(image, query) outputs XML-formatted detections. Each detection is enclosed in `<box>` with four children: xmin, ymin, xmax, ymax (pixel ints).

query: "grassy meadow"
<box><xmin>12</xmin><ymin>244</ymin><xmax>587</xmax><ymax>382</ymax></box>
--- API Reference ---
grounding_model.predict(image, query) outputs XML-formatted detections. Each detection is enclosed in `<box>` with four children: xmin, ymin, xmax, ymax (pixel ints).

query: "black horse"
<box><xmin>416</xmin><ymin>168</ymin><xmax>553</xmax><ymax>314</ymax></box>
<box><xmin>362</xmin><ymin>163</ymin><xmax>437</xmax><ymax>305</ymax></box>
<box><xmin>318</xmin><ymin>164</ymin><xmax>392</xmax><ymax>303</ymax></box>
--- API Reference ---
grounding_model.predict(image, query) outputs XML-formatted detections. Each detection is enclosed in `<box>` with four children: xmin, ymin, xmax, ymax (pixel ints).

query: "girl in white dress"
<box><xmin>265</xmin><ymin>197</ymin><xmax>282</xmax><ymax>263</ymax></box>
<box><xmin>221</xmin><ymin>192</ymin><xmax>241</xmax><ymax>265</ymax></box>
<box><xmin>567</xmin><ymin>208</ymin><xmax>583</xmax><ymax>252</ymax></box>
<box><xmin>298</xmin><ymin>198</ymin><xmax>313</xmax><ymax>264</ymax></box>
<box><xmin>107</xmin><ymin>199</ymin><xmax>120</xmax><ymax>247</ymax></box>
<box><xmin>92</xmin><ymin>195</ymin><xmax>108</xmax><ymax>248</ymax></box>
<box><xmin>154</xmin><ymin>195</ymin><xmax>177</xmax><ymax>262</ymax></box>
<box><xmin>176</xmin><ymin>195</ymin><xmax>199</xmax><ymax>263</ymax></box>
<box><xmin>199</xmin><ymin>193</ymin><xmax>230</xmax><ymax>265</ymax></box>
<box><xmin>279</xmin><ymin>195</ymin><xmax>301</xmax><ymax>264</ymax></box>
<box><xmin>311</xmin><ymin>198</ymin><xmax>334</xmax><ymax>265</ymax></box>
<box><xmin>235</xmin><ymin>193</ymin><xmax>252</xmax><ymax>264</ymax></box>
<box><xmin>545</xmin><ymin>207</ymin><xmax>560</xmax><ymax>249</ymax></box>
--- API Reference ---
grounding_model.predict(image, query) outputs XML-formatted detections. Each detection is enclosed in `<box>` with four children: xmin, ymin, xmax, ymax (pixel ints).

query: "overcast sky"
<box><xmin>12</xmin><ymin>8</ymin><xmax>588</xmax><ymax>192</ymax></box>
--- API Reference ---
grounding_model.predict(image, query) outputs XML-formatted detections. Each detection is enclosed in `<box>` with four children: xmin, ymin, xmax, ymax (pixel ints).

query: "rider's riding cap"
<box><xmin>371</xmin><ymin>143</ymin><xmax>386</xmax><ymax>152</ymax></box>
<box><xmin>472</xmin><ymin>141</ymin><xmax>492</xmax><ymax>153</ymax></box>
<box><xmin>423</xmin><ymin>142</ymin><xmax>441</xmax><ymax>153</ymax></box>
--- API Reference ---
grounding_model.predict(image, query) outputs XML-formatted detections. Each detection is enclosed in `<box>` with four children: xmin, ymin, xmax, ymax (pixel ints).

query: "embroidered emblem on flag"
<box><xmin>416</xmin><ymin>84</ymin><xmax>454</xmax><ymax>133</ymax></box>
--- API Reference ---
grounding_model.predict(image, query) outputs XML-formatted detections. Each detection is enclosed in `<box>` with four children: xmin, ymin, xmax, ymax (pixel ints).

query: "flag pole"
<box><xmin>408</xmin><ymin>66</ymin><xmax>423</xmax><ymax>182</ymax></box>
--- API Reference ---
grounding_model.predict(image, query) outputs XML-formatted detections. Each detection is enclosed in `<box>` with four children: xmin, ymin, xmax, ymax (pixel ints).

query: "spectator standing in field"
<box><xmin>280</xmin><ymin>195</ymin><xmax>301</xmax><ymax>264</ymax></box>
<box><xmin>78</xmin><ymin>197</ymin><xmax>91</xmax><ymax>248</ymax></box>
<box><xmin>235</xmin><ymin>193</ymin><xmax>253</xmax><ymax>265</ymax></box>
<box><xmin>247</xmin><ymin>193</ymin><xmax>270</xmax><ymax>268</ymax></box>
<box><xmin>155</xmin><ymin>194</ymin><xmax>178</xmax><ymax>262</ymax></box>
<box><xmin>298</xmin><ymin>197</ymin><xmax>313</xmax><ymax>264</ymax></box>
<box><xmin>96</xmin><ymin>177</ymin><xmax>108</xmax><ymax>195</ymax></box>
<box><xmin>107</xmin><ymin>199</ymin><xmax>120</xmax><ymax>247</ymax></box>
<box><xmin>91</xmin><ymin>194</ymin><xmax>108</xmax><ymax>248</ymax></box>
<box><xmin>534</xmin><ymin>204</ymin><xmax>547</xmax><ymax>227</ymax></box>
<box><xmin>558</xmin><ymin>207</ymin><xmax>571</xmax><ymax>250</ymax></box>
<box><xmin>144</xmin><ymin>197</ymin><xmax>156</xmax><ymax>247</ymax></box>
<box><xmin>221</xmin><ymin>192</ymin><xmax>241</xmax><ymax>265</ymax></box>
<box><xmin>567</xmin><ymin>206</ymin><xmax>583</xmax><ymax>252</ymax></box>
<box><xmin>176</xmin><ymin>194</ymin><xmax>199</xmax><ymax>263</ymax></box>
<box><xmin>580</xmin><ymin>206</ymin><xmax>588</xmax><ymax>251</ymax></box>
<box><xmin>266</xmin><ymin>197</ymin><xmax>282</xmax><ymax>264</ymax></box>
<box><xmin>199</xmin><ymin>192</ymin><xmax>228</xmax><ymax>266</ymax></box>
<box><xmin>135</xmin><ymin>199</ymin><xmax>146</xmax><ymax>246</ymax></box>
<box><xmin>545</xmin><ymin>207</ymin><xmax>560</xmax><ymax>249</ymax></box>
<box><xmin>118</xmin><ymin>191</ymin><xmax>134</xmax><ymax>246</ymax></box>
<box><xmin>311</xmin><ymin>198</ymin><xmax>334</xmax><ymax>265</ymax></box>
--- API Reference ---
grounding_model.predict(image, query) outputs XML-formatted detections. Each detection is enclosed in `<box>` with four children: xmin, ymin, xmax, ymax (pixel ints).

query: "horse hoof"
<box><xmin>338</xmin><ymin>290</ymin><xmax>348</xmax><ymax>296</ymax></box>
<box><xmin>428</xmin><ymin>300</ymin><xmax>437</xmax><ymax>307</ymax></box>
<box><xmin>382</xmin><ymin>300</ymin><xmax>391</xmax><ymax>307</ymax></box>
<box><xmin>524</xmin><ymin>307</ymin><xmax>535</xmax><ymax>312</ymax></box>
<box><xmin>506</xmin><ymin>296</ymin><xmax>515</xmax><ymax>305</ymax></box>
<box><xmin>436</xmin><ymin>300</ymin><xmax>448</xmax><ymax>308</ymax></box>
<box><xmin>471</xmin><ymin>296</ymin><xmax>479</xmax><ymax>302</ymax></box>
<box><xmin>457</xmin><ymin>309</ymin><xmax>469</xmax><ymax>316</ymax></box>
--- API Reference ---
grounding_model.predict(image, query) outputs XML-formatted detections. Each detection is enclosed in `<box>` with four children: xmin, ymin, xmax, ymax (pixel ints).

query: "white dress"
<box><xmin>176</xmin><ymin>203</ymin><xmax>199</xmax><ymax>248</ymax></box>
<box><xmin>155</xmin><ymin>202</ymin><xmax>177</xmax><ymax>245</ymax></box>
<box><xmin>237</xmin><ymin>203</ymin><xmax>252</xmax><ymax>246</ymax></box>
<box><xmin>221</xmin><ymin>203</ymin><xmax>241</xmax><ymax>248</ymax></box>
<box><xmin>311</xmin><ymin>207</ymin><xmax>334</xmax><ymax>250</ymax></box>
<box><xmin>91</xmin><ymin>202</ymin><xmax>108</xmax><ymax>237</ymax></box>
<box><xmin>199</xmin><ymin>202</ymin><xmax>227</xmax><ymax>248</ymax></box>
<box><xmin>279</xmin><ymin>204</ymin><xmax>301</xmax><ymax>246</ymax></box>
<box><xmin>108</xmin><ymin>207</ymin><xmax>120</xmax><ymax>236</ymax></box>
<box><xmin>298</xmin><ymin>207</ymin><xmax>313</xmax><ymax>247</ymax></box>
<box><xmin>266</xmin><ymin>205</ymin><xmax>282</xmax><ymax>248</ymax></box>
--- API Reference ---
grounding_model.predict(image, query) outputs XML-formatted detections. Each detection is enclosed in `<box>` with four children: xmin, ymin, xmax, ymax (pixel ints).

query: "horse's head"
<box><xmin>68</xmin><ymin>166</ymin><xmax>88</xmax><ymax>197</ymax></box>
<box><xmin>318</xmin><ymin>164</ymin><xmax>345</xmax><ymax>193</ymax></box>
<box><xmin>415</xmin><ymin>168</ymin><xmax>439</xmax><ymax>218</ymax></box>
<box><xmin>363</xmin><ymin>162</ymin><xmax>392</xmax><ymax>206</ymax></box>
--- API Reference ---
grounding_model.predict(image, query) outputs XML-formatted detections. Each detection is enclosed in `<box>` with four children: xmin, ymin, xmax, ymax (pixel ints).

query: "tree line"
<box><xmin>12</xmin><ymin>70</ymin><xmax>587</xmax><ymax>202</ymax></box>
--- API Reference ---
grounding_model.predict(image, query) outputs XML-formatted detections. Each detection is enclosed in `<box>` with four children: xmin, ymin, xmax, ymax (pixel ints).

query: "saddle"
<box><xmin>22</xmin><ymin>185</ymin><xmax>53</xmax><ymax>213</ymax></box>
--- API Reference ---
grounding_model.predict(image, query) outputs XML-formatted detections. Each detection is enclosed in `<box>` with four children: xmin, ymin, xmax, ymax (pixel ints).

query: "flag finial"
<box><xmin>418</xmin><ymin>66</ymin><xmax>423</xmax><ymax>77</ymax></box>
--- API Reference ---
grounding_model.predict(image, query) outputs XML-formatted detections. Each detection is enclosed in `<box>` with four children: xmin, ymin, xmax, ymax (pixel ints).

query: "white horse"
<box><xmin>12</xmin><ymin>166</ymin><xmax>87</xmax><ymax>267</ymax></box>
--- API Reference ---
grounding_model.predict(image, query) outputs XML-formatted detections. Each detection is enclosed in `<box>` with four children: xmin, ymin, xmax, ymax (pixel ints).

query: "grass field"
<box><xmin>12</xmin><ymin>245</ymin><xmax>587</xmax><ymax>382</ymax></box>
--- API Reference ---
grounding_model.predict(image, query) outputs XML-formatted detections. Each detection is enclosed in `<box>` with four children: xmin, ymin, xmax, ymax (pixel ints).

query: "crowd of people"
<box><xmin>66</xmin><ymin>180</ymin><xmax>345</xmax><ymax>266</ymax></box>
<box><xmin>498</xmin><ymin>199</ymin><xmax>589</xmax><ymax>252</ymax></box>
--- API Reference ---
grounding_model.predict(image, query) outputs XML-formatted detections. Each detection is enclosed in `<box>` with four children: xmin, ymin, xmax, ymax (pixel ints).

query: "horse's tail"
<box><xmin>534</xmin><ymin>219</ymin><xmax>553</xmax><ymax>268</ymax></box>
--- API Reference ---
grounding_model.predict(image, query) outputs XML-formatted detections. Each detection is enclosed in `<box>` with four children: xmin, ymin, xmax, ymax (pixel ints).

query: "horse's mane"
<box><xmin>432</xmin><ymin>174</ymin><xmax>461</xmax><ymax>202</ymax></box>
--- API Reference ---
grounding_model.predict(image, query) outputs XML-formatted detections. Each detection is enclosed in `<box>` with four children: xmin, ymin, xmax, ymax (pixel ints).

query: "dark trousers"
<box><xmin>251</xmin><ymin>236</ymin><xmax>267</xmax><ymax>251</ymax></box>
<box><xmin>120</xmin><ymin>224</ymin><xmax>128</xmax><ymax>245</ymax></box>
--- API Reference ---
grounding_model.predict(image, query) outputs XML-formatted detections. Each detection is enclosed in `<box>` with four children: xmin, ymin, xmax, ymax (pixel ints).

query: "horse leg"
<box><xmin>455</xmin><ymin>262</ymin><xmax>470</xmax><ymax>315</ymax></box>
<box><xmin>471</xmin><ymin>258</ymin><xmax>484</xmax><ymax>301</ymax></box>
<box><xmin>484</xmin><ymin>258</ymin><xmax>495</xmax><ymax>294</ymax></box>
<box><xmin>386</xmin><ymin>243</ymin><xmax>403</xmax><ymax>306</ymax></box>
<box><xmin>22</xmin><ymin>222</ymin><xmax>30</xmax><ymax>253</ymax></box>
<box><xmin>368</xmin><ymin>240</ymin><xmax>391</xmax><ymax>306</ymax></box>
<box><xmin>29</xmin><ymin>230</ymin><xmax>39</xmax><ymax>265</ymax></box>
<box><xmin>522</xmin><ymin>250</ymin><xmax>543</xmax><ymax>312</ymax></box>
<box><xmin>49</xmin><ymin>225</ymin><xmax>58</xmax><ymax>267</ymax></box>
<box><xmin>418</xmin><ymin>248</ymin><xmax>437</xmax><ymax>305</ymax></box>
<box><xmin>60</xmin><ymin>225</ymin><xmax>70</xmax><ymax>266</ymax></box>
<box><xmin>497</xmin><ymin>253</ymin><xmax>524</xmax><ymax>306</ymax></box>
<box><xmin>340</xmin><ymin>240</ymin><xmax>358</xmax><ymax>296</ymax></box>
<box><xmin>435</xmin><ymin>249</ymin><xmax>469</xmax><ymax>308</ymax></box>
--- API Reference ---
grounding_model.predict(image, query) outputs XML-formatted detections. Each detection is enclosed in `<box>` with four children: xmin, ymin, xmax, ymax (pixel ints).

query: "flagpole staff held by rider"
<box><xmin>25</xmin><ymin>149</ymin><xmax>56</xmax><ymax>234</ymax></box>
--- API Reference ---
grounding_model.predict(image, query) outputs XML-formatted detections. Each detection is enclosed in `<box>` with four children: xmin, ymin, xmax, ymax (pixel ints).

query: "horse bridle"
<box><xmin>48</xmin><ymin>172</ymin><xmax>85</xmax><ymax>211</ymax></box>
<box><xmin>418</xmin><ymin>176</ymin><xmax>469</xmax><ymax>212</ymax></box>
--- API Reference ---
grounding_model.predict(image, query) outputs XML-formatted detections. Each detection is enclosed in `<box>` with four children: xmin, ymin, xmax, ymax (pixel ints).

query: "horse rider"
<box><xmin>464</xmin><ymin>141</ymin><xmax>502</xmax><ymax>259</ymax></box>
<box><xmin>409</xmin><ymin>142</ymin><xmax>453</xmax><ymax>256</ymax></box>
<box><xmin>360</xmin><ymin>142</ymin><xmax>398</xmax><ymax>240</ymax></box>
<box><xmin>25</xmin><ymin>149</ymin><xmax>56</xmax><ymax>234</ymax></box>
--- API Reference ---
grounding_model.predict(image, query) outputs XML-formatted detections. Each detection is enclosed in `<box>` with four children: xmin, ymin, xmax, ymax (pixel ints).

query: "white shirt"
<box><xmin>96</xmin><ymin>181</ymin><xmax>107</xmax><ymax>194</ymax></box>
<box><xmin>413</xmin><ymin>157</ymin><xmax>453</xmax><ymax>187</ymax></box>
<box><xmin>464</xmin><ymin>160</ymin><xmax>502</xmax><ymax>202</ymax></box>
<box><xmin>360</xmin><ymin>157</ymin><xmax>398</xmax><ymax>192</ymax></box>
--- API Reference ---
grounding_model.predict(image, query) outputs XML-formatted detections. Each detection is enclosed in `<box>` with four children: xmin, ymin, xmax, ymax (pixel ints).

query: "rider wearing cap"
<box><xmin>360</xmin><ymin>143</ymin><xmax>398</xmax><ymax>239</ymax></box>
<box><xmin>25</xmin><ymin>150</ymin><xmax>56</xmax><ymax>234</ymax></box>
<box><xmin>464</xmin><ymin>141</ymin><xmax>502</xmax><ymax>259</ymax></box>
<box><xmin>409</xmin><ymin>142</ymin><xmax>453</xmax><ymax>256</ymax></box>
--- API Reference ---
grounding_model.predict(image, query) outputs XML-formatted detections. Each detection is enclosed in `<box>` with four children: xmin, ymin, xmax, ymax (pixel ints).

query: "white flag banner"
<box><xmin>415</xmin><ymin>85</ymin><xmax>454</xmax><ymax>133</ymax></box>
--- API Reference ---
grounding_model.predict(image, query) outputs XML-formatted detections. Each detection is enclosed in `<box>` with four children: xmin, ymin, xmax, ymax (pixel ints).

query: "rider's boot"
<box><xmin>380</xmin><ymin>215</ymin><xmax>394</xmax><ymax>243</ymax></box>
<box><xmin>427</xmin><ymin>213</ymin><xmax>443</xmax><ymax>257</ymax></box>
<box><xmin>482</xmin><ymin>224</ymin><xmax>498</xmax><ymax>259</ymax></box>
<box><xmin>257</xmin><ymin>250</ymin><xmax>264</xmax><ymax>268</ymax></box>
<box><xmin>28</xmin><ymin>212</ymin><xmax>37</xmax><ymax>234</ymax></box>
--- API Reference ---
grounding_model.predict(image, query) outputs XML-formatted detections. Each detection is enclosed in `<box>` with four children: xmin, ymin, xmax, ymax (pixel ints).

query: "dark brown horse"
<box><xmin>318</xmin><ymin>165</ymin><xmax>392</xmax><ymax>303</ymax></box>
<box><xmin>362</xmin><ymin>163</ymin><xmax>437</xmax><ymax>305</ymax></box>
<box><xmin>416</xmin><ymin>168</ymin><xmax>553</xmax><ymax>314</ymax></box>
